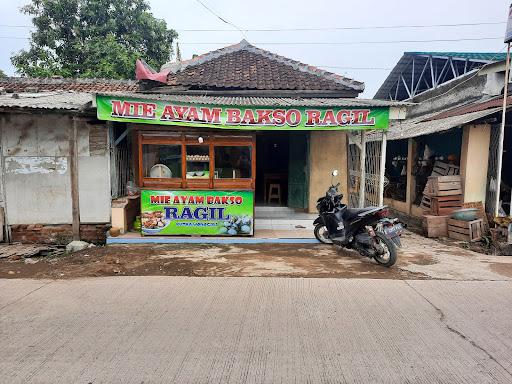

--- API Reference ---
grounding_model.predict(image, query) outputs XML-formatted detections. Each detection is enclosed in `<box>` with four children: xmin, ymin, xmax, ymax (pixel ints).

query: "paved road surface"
<box><xmin>1</xmin><ymin>277</ymin><xmax>511</xmax><ymax>383</ymax></box>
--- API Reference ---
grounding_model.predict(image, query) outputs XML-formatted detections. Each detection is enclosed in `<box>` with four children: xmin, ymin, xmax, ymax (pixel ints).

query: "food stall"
<box><xmin>96</xmin><ymin>94</ymin><xmax>391</xmax><ymax>237</ymax></box>
<box><xmin>138</xmin><ymin>131</ymin><xmax>256</xmax><ymax>236</ymax></box>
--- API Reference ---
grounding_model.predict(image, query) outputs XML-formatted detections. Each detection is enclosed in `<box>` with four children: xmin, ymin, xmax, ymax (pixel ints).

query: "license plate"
<box><xmin>384</xmin><ymin>223</ymin><xmax>403</xmax><ymax>238</ymax></box>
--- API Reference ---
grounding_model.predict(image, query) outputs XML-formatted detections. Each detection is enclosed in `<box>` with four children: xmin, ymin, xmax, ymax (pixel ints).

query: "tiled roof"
<box><xmin>0</xmin><ymin>77</ymin><xmax>138</xmax><ymax>94</ymax></box>
<box><xmin>161</xmin><ymin>40</ymin><xmax>364</xmax><ymax>93</ymax></box>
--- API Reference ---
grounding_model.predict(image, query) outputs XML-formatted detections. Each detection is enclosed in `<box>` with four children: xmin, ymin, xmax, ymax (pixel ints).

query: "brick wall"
<box><xmin>10</xmin><ymin>224</ymin><xmax>110</xmax><ymax>245</ymax></box>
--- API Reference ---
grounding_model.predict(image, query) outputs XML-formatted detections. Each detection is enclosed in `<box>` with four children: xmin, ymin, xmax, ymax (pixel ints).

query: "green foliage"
<box><xmin>0</xmin><ymin>69</ymin><xmax>6</xmax><ymax>78</ymax></box>
<box><xmin>11</xmin><ymin>0</ymin><xmax>178</xmax><ymax>79</ymax></box>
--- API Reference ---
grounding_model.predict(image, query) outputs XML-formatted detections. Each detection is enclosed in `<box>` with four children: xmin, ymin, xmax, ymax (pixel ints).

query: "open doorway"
<box><xmin>255</xmin><ymin>132</ymin><xmax>309</xmax><ymax>209</ymax></box>
<box><xmin>256</xmin><ymin>132</ymin><xmax>289</xmax><ymax>205</ymax></box>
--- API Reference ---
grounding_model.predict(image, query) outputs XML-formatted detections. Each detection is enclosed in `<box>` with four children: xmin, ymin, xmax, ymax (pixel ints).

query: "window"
<box><xmin>142</xmin><ymin>144</ymin><xmax>182</xmax><ymax>178</ymax></box>
<box><xmin>186</xmin><ymin>145</ymin><xmax>210</xmax><ymax>179</ymax></box>
<box><xmin>214</xmin><ymin>146</ymin><xmax>252</xmax><ymax>179</ymax></box>
<box><xmin>139</xmin><ymin>132</ymin><xmax>255</xmax><ymax>189</ymax></box>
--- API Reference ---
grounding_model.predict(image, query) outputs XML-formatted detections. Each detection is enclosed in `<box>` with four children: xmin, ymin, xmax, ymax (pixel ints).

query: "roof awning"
<box><xmin>367</xmin><ymin>107</ymin><xmax>501</xmax><ymax>141</ymax></box>
<box><xmin>94</xmin><ymin>93</ymin><xmax>408</xmax><ymax>131</ymax></box>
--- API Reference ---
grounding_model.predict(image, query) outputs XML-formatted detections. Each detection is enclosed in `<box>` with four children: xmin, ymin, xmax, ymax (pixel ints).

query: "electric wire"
<box><xmin>193</xmin><ymin>0</ymin><xmax>246</xmax><ymax>38</ymax></box>
<box><xmin>0</xmin><ymin>36</ymin><xmax>503</xmax><ymax>44</ymax></box>
<box><xmin>178</xmin><ymin>37</ymin><xmax>504</xmax><ymax>45</ymax></box>
<box><xmin>179</xmin><ymin>21</ymin><xmax>507</xmax><ymax>32</ymax></box>
<box><xmin>0</xmin><ymin>21</ymin><xmax>506</xmax><ymax>31</ymax></box>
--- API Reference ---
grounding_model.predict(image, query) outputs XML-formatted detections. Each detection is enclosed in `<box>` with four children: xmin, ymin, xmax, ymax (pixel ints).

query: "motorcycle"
<box><xmin>313</xmin><ymin>170</ymin><xmax>404</xmax><ymax>267</ymax></box>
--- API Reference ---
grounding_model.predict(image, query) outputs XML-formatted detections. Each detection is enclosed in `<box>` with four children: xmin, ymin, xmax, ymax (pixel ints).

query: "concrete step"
<box><xmin>255</xmin><ymin>218</ymin><xmax>315</xmax><ymax>231</ymax></box>
<box><xmin>255</xmin><ymin>205</ymin><xmax>316</xmax><ymax>220</ymax></box>
<box><xmin>255</xmin><ymin>205</ymin><xmax>296</xmax><ymax>213</ymax></box>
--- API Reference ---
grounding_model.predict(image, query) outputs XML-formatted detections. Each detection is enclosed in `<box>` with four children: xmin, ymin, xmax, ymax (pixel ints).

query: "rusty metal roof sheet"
<box><xmin>427</xmin><ymin>95</ymin><xmax>510</xmax><ymax>120</ymax></box>
<box><xmin>96</xmin><ymin>92</ymin><xmax>410</xmax><ymax>107</ymax></box>
<box><xmin>0</xmin><ymin>91</ymin><xmax>92</xmax><ymax>110</ymax></box>
<box><xmin>0</xmin><ymin>77</ymin><xmax>138</xmax><ymax>93</ymax></box>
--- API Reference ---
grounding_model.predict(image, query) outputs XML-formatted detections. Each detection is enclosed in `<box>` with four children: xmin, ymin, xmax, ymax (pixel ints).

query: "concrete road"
<box><xmin>1</xmin><ymin>277</ymin><xmax>511</xmax><ymax>383</ymax></box>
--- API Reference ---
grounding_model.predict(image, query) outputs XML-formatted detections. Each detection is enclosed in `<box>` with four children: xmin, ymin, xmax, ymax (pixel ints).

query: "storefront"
<box><xmin>96</xmin><ymin>93</ymin><xmax>392</xmax><ymax>237</ymax></box>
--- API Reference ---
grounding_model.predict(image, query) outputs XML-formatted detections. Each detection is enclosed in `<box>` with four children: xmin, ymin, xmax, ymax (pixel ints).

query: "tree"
<box><xmin>11</xmin><ymin>0</ymin><xmax>178</xmax><ymax>79</ymax></box>
<box><xmin>0</xmin><ymin>69</ymin><xmax>6</xmax><ymax>78</ymax></box>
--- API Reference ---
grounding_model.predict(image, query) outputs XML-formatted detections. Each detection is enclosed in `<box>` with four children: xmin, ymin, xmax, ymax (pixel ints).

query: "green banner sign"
<box><xmin>96</xmin><ymin>95</ymin><xmax>389</xmax><ymax>130</ymax></box>
<box><xmin>141</xmin><ymin>190</ymin><xmax>254</xmax><ymax>236</ymax></box>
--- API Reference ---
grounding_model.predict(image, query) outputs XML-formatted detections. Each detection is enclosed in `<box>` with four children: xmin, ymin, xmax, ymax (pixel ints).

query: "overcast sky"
<box><xmin>0</xmin><ymin>0</ymin><xmax>510</xmax><ymax>97</ymax></box>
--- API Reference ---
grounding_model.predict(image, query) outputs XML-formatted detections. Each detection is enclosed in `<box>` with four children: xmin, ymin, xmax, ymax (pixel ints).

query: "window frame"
<box><xmin>138</xmin><ymin>131</ymin><xmax>255</xmax><ymax>190</ymax></box>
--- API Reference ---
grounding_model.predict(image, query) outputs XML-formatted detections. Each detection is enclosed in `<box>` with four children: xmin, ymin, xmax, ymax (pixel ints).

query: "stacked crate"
<box><xmin>422</xmin><ymin>176</ymin><xmax>463</xmax><ymax>215</ymax></box>
<box><xmin>421</xmin><ymin>175</ymin><xmax>463</xmax><ymax>238</ymax></box>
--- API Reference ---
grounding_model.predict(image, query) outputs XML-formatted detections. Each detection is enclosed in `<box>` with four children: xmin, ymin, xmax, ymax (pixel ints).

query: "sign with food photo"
<box><xmin>140</xmin><ymin>190</ymin><xmax>254</xmax><ymax>236</ymax></box>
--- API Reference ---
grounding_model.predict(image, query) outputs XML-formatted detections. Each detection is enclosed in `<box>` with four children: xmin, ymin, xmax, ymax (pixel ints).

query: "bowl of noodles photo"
<box><xmin>141</xmin><ymin>210</ymin><xmax>169</xmax><ymax>234</ymax></box>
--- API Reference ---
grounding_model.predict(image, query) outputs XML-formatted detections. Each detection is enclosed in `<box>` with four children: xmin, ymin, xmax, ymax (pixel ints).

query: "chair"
<box><xmin>268</xmin><ymin>183</ymin><xmax>282</xmax><ymax>205</ymax></box>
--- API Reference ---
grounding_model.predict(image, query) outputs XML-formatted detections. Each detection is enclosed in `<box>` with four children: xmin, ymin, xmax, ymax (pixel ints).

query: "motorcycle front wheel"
<box><xmin>372</xmin><ymin>232</ymin><xmax>397</xmax><ymax>267</ymax></box>
<box><xmin>314</xmin><ymin>224</ymin><xmax>333</xmax><ymax>244</ymax></box>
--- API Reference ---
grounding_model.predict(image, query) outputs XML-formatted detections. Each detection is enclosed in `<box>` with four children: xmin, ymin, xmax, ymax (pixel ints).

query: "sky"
<box><xmin>0</xmin><ymin>0</ymin><xmax>510</xmax><ymax>98</ymax></box>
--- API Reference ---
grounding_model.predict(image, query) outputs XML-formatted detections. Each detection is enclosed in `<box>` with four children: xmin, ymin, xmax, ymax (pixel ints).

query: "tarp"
<box><xmin>135</xmin><ymin>59</ymin><xmax>170</xmax><ymax>83</ymax></box>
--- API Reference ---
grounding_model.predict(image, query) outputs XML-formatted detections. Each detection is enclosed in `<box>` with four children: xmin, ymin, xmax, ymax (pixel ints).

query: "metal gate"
<box><xmin>347</xmin><ymin>132</ymin><xmax>385</xmax><ymax>208</ymax></box>
<box><xmin>485</xmin><ymin>123</ymin><xmax>500</xmax><ymax>215</ymax></box>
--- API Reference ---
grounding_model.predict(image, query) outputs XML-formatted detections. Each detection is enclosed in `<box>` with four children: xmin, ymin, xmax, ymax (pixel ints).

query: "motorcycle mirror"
<box><xmin>332</xmin><ymin>170</ymin><xmax>339</xmax><ymax>177</ymax></box>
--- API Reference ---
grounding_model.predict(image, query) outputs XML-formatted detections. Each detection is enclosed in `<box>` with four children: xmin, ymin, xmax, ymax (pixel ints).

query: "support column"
<box><xmin>496</xmin><ymin>42</ymin><xmax>510</xmax><ymax>216</ymax></box>
<box><xmin>358</xmin><ymin>131</ymin><xmax>366</xmax><ymax>208</ymax></box>
<box><xmin>378</xmin><ymin>131</ymin><xmax>387</xmax><ymax>207</ymax></box>
<box><xmin>70</xmin><ymin>117</ymin><xmax>80</xmax><ymax>240</ymax></box>
<box><xmin>460</xmin><ymin>124</ymin><xmax>491</xmax><ymax>204</ymax></box>
<box><xmin>405</xmin><ymin>138</ymin><xmax>417</xmax><ymax>215</ymax></box>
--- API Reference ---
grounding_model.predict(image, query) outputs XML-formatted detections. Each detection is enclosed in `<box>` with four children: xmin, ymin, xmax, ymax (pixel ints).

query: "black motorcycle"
<box><xmin>313</xmin><ymin>170</ymin><xmax>404</xmax><ymax>267</ymax></box>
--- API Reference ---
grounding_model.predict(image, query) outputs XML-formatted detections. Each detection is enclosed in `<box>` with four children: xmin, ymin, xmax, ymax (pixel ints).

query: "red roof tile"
<box><xmin>162</xmin><ymin>40</ymin><xmax>364</xmax><ymax>93</ymax></box>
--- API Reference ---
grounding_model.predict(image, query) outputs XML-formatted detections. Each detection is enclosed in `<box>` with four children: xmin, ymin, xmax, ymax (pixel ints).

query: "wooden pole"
<box><xmin>378</xmin><ymin>131</ymin><xmax>387</xmax><ymax>207</ymax></box>
<box><xmin>405</xmin><ymin>138</ymin><xmax>416</xmax><ymax>215</ymax></box>
<box><xmin>70</xmin><ymin>117</ymin><xmax>80</xmax><ymax>240</ymax></box>
<box><xmin>358</xmin><ymin>131</ymin><xmax>366</xmax><ymax>208</ymax></box>
<box><xmin>495</xmin><ymin>42</ymin><xmax>510</xmax><ymax>217</ymax></box>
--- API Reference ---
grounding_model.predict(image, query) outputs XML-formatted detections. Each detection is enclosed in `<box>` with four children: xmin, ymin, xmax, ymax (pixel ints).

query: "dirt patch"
<box><xmin>1</xmin><ymin>231</ymin><xmax>511</xmax><ymax>281</ymax></box>
<box><xmin>0</xmin><ymin>243</ymin><xmax>429</xmax><ymax>280</ymax></box>
<box><xmin>488</xmin><ymin>262</ymin><xmax>512</xmax><ymax>278</ymax></box>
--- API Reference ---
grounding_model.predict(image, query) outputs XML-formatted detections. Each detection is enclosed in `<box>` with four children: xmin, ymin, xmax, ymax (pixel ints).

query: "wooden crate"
<box><xmin>431</xmin><ymin>161</ymin><xmax>460</xmax><ymax>177</ymax></box>
<box><xmin>420</xmin><ymin>195</ymin><xmax>432</xmax><ymax>212</ymax></box>
<box><xmin>448</xmin><ymin>219</ymin><xmax>484</xmax><ymax>242</ymax></box>
<box><xmin>423</xmin><ymin>178</ymin><xmax>435</xmax><ymax>196</ymax></box>
<box><xmin>461</xmin><ymin>201</ymin><xmax>489</xmax><ymax>233</ymax></box>
<box><xmin>429</xmin><ymin>175</ymin><xmax>462</xmax><ymax>197</ymax></box>
<box><xmin>431</xmin><ymin>195</ymin><xmax>463</xmax><ymax>215</ymax></box>
<box><xmin>422</xmin><ymin>215</ymin><xmax>449</xmax><ymax>238</ymax></box>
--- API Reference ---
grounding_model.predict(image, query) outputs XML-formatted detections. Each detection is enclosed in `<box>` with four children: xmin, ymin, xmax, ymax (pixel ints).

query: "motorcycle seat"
<box><xmin>344</xmin><ymin>206</ymin><xmax>382</xmax><ymax>221</ymax></box>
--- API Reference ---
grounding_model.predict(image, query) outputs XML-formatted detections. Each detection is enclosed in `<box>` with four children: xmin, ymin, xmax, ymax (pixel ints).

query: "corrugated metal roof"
<box><xmin>428</xmin><ymin>95</ymin><xmax>510</xmax><ymax>120</ymax></box>
<box><xmin>405</xmin><ymin>52</ymin><xmax>507</xmax><ymax>62</ymax></box>
<box><xmin>0</xmin><ymin>92</ymin><xmax>92</xmax><ymax>110</ymax></box>
<box><xmin>96</xmin><ymin>92</ymin><xmax>410</xmax><ymax>107</ymax></box>
<box><xmin>0</xmin><ymin>77</ymin><xmax>138</xmax><ymax>93</ymax></box>
<box><xmin>374</xmin><ymin>52</ymin><xmax>504</xmax><ymax>101</ymax></box>
<box><xmin>367</xmin><ymin>107</ymin><xmax>501</xmax><ymax>141</ymax></box>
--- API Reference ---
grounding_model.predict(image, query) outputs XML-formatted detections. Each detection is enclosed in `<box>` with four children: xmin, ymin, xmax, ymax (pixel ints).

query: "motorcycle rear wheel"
<box><xmin>372</xmin><ymin>232</ymin><xmax>397</xmax><ymax>267</ymax></box>
<box><xmin>314</xmin><ymin>224</ymin><xmax>333</xmax><ymax>244</ymax></box>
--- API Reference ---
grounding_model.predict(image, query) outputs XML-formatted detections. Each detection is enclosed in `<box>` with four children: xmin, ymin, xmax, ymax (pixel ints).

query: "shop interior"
<box><xmin>384</xmin><ymin>130</ymin><xmax>462</xmax><ymax>206</ymax></box>
<box><xmin>255</xmin><ymin>132</ymin><xmax>290</xmax><ymax>206</ymax></box>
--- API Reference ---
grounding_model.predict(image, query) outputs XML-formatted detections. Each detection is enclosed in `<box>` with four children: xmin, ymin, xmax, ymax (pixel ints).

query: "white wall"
<box><xmin>0</xmin><ymin>113</ymin><xmax>111</xmax><ymax>225</ymax></box>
